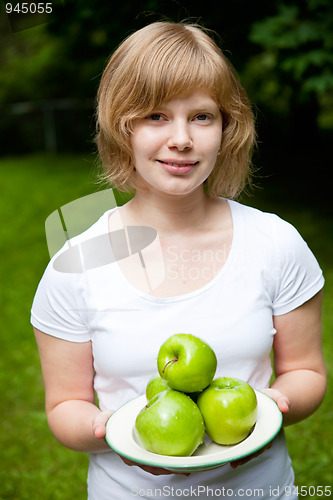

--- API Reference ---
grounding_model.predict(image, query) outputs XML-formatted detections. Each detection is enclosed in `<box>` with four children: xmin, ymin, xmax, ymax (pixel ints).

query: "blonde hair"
<box><xmin>96</xmin><ymin>21</ymin><xmax>256</xmax><ymax>198</ymax></box>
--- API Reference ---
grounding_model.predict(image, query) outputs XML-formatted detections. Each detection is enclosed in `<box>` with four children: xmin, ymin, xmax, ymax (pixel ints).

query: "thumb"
<box><xmin>92</xmin><ymin>410</ymin><xmax>114</xmax><ymax>439</ymax></box>
<box><xmin>277</xmin><ymin>397</ymin><xmax>290</xmax><ymax>414</ymax></box>
<box><xmin>261</xmin><ymin>388</ymin><xmax>290</xmax><ymax>414</ymax></box>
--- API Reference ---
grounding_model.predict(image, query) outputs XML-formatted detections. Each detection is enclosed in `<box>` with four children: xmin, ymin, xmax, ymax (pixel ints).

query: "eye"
<box><xmin>147</xmin><ymin>114</ymin><xmax>164</xmax><ymax>121</ymax></box>
<box><xmin>194</xmin><ymin>114</ymin><xmax>211</xmax><ymax>122</ymax></box>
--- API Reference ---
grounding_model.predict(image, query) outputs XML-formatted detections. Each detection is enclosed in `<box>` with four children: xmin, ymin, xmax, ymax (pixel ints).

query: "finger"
<box><xmin>277</xmin><ymin>398</ymin><xmax>290</xmax><ymax>413</ymax></box>
<box><xmin>94</xmin><ymin>424</ymin><xmax>107</xmax><ymax>439</ymax></box>
<box><xmin>133</xmin><ymin>465</ymin><xmax>189</xmax><ymax>476</ymax></box>
<box><xmin>261</xmin><ymin>389</ymin><xmax>290</xmax><ymax>414</ymax></box>
<box><xmin>230</xmin><ymin>450</ymin><xmax>262</xmax><ymax>469</ymax></box>
<box><xmin>230</xmin><ymin>441</ymin><xmax>273</xmax><ymax>469</ymax></box>
<box><xmin>121</xmin><ymin>458</ymin><xmax>172</xmax><ymax>476</ymax></box>
<box><xmin>139</xmin><ymin>466</ymin><xmax>175</xmax><ymax>476</ymax></box>
<box><xmin>92</xmin><ymin>410</ymin><xmax>113</xmax><ymax>439</ymax></box>
<box><xmin>120</xmin><ymin>456</ymin><xmax>189</xmax><ymax>476</ymax></box>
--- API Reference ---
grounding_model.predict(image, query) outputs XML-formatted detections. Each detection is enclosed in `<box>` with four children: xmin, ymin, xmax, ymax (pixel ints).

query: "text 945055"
<box><xmin>5</xmin><ymin>2</ymin><xmax>52</xmax><ymax>14</ymax></box>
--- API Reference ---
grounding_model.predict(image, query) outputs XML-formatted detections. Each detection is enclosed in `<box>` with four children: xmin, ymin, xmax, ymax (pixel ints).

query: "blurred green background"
<box><xmin>0</xmin><ymin>0</ymin><xmax>332</xmax><ymax>498</ymax></box>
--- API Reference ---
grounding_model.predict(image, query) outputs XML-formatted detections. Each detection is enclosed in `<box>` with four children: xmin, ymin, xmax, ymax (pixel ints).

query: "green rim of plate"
<box><xmin>105</xmin><ymin>390</ymin><xmax>283</xmax><ymax>471</ymax></box>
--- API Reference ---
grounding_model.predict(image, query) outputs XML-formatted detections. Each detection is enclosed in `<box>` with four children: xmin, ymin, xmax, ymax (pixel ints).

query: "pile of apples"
<box><xmin>135</xmin><ymin>333</ymin><xmax>258</xmax><ymax>457</ymax></box>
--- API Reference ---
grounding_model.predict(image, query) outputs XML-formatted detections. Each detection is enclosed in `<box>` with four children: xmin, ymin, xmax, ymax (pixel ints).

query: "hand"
<box><xmin>230</xmin><ymin>440</ymin><xmax>273</xmax><ymax>469</ymax></box>
<box><xmin>260</xmin><ymin>388</ymin><xmax>290</xmax><ymax>414</ymax></box>
<box><xmin>92</xmin><ymin>409</ymin><xmax>114</xmax><ymax>440</ymax></box>
<box><xmin>230</xmin><ymin>388</ymin><xmax>289</xmax><ymax>469</ymax></box>
<box><xmin>93</xmin><ymin>411</ymin><xmax>189</xmax><ymax>475</ymax></box>
<box><xmin>119</xmin><ymin>455</ymin><xmax>180</xmax><ymax>476</ymax></box>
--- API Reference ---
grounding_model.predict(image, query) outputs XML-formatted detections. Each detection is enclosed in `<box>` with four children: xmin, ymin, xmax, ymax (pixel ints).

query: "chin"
<box><xmin>157</xmin><ymin>179</ymin><xmax>206</xmax><ymax>198</ymax></box>
<box><xmin>135</xmin><ymin>170</ymin><xmax>208</xmax><ymax>197</ymax></box>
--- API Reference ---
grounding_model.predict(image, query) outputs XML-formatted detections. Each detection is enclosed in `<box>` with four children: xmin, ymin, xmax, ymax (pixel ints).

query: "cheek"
<box><xmin>204</xmin><ymin>134</ymin><xmax>222</xmax><ymax>159</ymax></box>
<box><xmin>198</xmin><ymin>124</ymin><xmax>222</xmax><ymax>155</ymax></box>
<box><xmin>130</xmin><ymin>130</ymin><xmax>160</xmax><ymax>162</ymax></box>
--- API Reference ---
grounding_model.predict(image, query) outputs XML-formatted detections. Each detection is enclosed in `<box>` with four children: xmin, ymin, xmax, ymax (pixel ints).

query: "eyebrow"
<box><xmin>156</xmin><ymin>99</ymin><xmax>219</xmax><ymax>113</ymax></box>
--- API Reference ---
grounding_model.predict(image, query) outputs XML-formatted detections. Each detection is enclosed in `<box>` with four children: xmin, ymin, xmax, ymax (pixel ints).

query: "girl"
<box><xmin>31</xmin><ymin>21</ymin><xmax>326</xmax><ymax>499</ymax></box>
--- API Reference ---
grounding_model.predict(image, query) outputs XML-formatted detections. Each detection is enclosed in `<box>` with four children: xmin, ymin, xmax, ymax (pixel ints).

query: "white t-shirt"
<box><xmin>31</xmin><ymin>200</ymin><xmax>324</xmax><ymax>499</ymax></box>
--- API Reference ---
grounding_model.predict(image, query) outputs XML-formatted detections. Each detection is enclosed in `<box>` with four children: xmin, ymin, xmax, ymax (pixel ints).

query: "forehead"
<box><xmin>157</xmin><ymin>90</ymin><xmax>220</xmax><ymax>110</ymax></box>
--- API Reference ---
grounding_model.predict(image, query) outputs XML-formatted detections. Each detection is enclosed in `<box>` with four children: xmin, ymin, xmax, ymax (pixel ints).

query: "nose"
<box><xmin>167</xmin><ymin>119</ymin><xmax>193</xmax><ymax>151</ymax></box>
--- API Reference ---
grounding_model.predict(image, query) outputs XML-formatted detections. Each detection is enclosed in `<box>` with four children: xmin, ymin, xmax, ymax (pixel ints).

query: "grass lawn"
<box><xmin>0</xmin><ymin>153</ymin><xmax>332</xmax><ymax>498</ymax></box>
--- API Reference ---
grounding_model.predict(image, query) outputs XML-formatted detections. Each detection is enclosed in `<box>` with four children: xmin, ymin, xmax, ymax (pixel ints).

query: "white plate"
<box><xmin>105</xmin><ymin>391</ymin><xmax>282</xmax><ymax>472</ymax></box>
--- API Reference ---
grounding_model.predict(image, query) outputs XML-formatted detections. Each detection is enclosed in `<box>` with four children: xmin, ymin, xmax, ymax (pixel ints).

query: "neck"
<box><xmin>124</xmin><ymin>188</ymin><xmax>214</xmax><ymax>234</ymax></box>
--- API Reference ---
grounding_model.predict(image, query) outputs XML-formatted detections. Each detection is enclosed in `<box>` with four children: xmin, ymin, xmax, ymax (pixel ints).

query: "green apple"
<box><xmin>157</xmin><ymin>333</ymin><xmax>217</xmax><ymax>393</ymax></box>
<box><xmin>197</xmin><ymin>377</ymin><xmax>257</xmax><ymax>445</ymax></box>
<box><xmin>145</xmin><ymin>373</ymin><xmax>170</xmax><ymax>400</ymax></box>
<box><xmin>135</xmin><ymin>390</ymin><xmax>205</xmax><ymax>456</ymax></box>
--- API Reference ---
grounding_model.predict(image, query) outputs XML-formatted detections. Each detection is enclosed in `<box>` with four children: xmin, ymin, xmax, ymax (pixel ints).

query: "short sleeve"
<box><xmin>31</xmin><ymin>256</ymin><xmax>91</xmax><ymax>342</ymax></box>
<box><xmin>270</xmin><ymin>215</ymin><xmax>324</xmax><ymax>316</ymax></box>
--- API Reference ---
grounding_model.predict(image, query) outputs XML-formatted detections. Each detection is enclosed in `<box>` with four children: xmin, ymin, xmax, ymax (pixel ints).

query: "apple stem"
<box><xmin>162</xmin><ymin>358</ymin><xmax>178</xmax><ymax>373</ymax></box>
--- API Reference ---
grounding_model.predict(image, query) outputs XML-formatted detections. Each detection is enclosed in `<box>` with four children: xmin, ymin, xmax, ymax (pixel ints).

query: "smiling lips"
<box><xmin>157</xmin><ymin>159</ymin><xmax>198</xmax><ymax>174</ymax></box>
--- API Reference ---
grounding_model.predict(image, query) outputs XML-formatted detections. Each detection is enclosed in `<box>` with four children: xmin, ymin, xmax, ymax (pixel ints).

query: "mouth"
<box><xmin>157</xmin><ymin>159</ymin><xmax>198</xmax><ymax>166</ymax></box>
<box><xmin>157</xmin><ymin>159</ymin><xmax>199</xmax><ymax>174</ymax></box>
